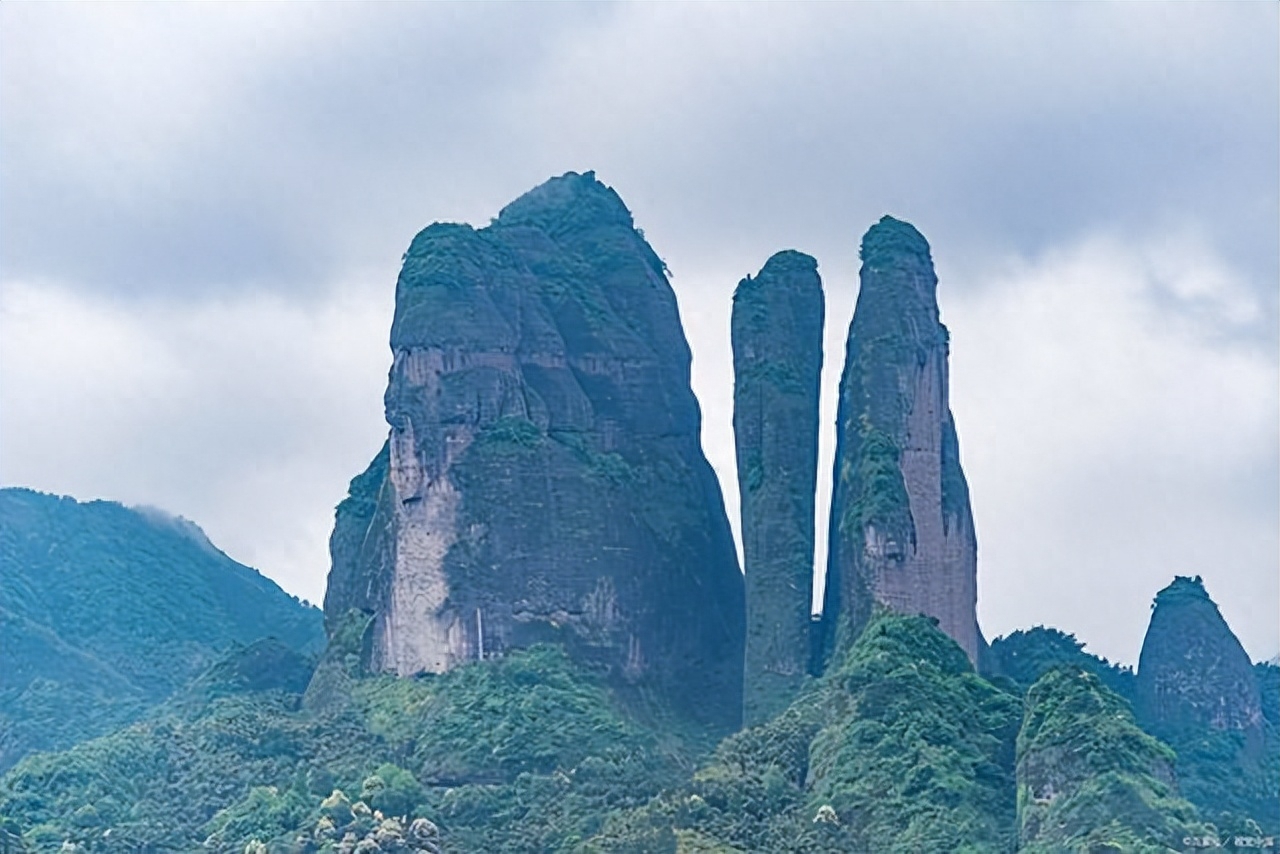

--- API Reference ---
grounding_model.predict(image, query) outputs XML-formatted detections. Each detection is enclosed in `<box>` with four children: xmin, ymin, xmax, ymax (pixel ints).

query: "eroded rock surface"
<box><xmin>820</xmin><ymin>217</ymin><xmax>982</xmax><ymax>666</ymax></box>
<box><xmin>731</xmin><ymin>250</ymin><xmax>824</xmax><ymax>725</ymax></box>
<box><xmin>1137</xmin><ymin>575</ymin><xmax>1263</xmax><ymax>740</ymax></box>
<box><xmin>324</xmin><ymin>172</ymin><xmax>744</xmax><ymax>729</ymax></box>
<box><xmin>1135</xmin><ymin>576</ymin><xmax>1277</xmax><ymax>826</ymax></box>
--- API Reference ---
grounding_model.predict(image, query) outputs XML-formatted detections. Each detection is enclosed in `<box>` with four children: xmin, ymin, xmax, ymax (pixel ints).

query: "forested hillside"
<box><xmin>0</xmin><ymin>488</ymin><xmax>324</xmax><ymax>771</ymax></box>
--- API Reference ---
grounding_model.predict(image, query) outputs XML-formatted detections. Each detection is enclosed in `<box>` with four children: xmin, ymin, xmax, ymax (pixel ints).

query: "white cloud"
<box><xmin>0</xmin><ymin>278</ymin><xmax>394</xmax><ymax>604</ymax></box>
<box><xmin>945</xmin><ymin>232</ymin><xmax>1278</xmax><ymax>663</ymax></box>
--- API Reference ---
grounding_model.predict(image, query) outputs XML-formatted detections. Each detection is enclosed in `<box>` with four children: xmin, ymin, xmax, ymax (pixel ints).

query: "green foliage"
<box><xmin>839</xmin><ymin>420</ymin><xmax>912</xmax><ymax>544</ymax></box>
<box><xmin>585</xmin><ymin>612</ymin><xmax>1021</xmax><ymax>854</ymax></box>
<box><xmin>806</xmin><ymin>613</ymin><xmax>1021</xmax><ymax>853</ymax></box>
<box><xmin>1161</xmin><ymin>725</ymin><xmax>1280</xmax><ymax>835</ymax></box>
<box><xmin>0</xmin><ymin>645</ymin><xmax>684</xmax><ymax>854</ymax></box>
<box><xmin>986</xmin><ymin>626</ymin><xmax>1137</xmax><ymax>704</ymax></box>
<box><xmin>1016</xmin><ymin>667</ymin><xmax>1206</xmax><ymax>852</ymax></box>
<box><xmin>402</xmin><ymin>646</ymin><xmax>653</xmax><ymax>781</ymax></box>
<box><xmin>471</xmin><ymin>416</ymin><xmax>544</xmax><ymax>452</ymax></box>
<box><xmin>184</xmin><ymin>638</ymin><xmax>317</xmax><ymax>703</ymax></box>
<box><xmin>361</xmin><ymin>765</ymin><xmax>427</xmax><ymax>819</ymax></box>
<box><xmin>0</xmin><ymin>488</ymin><xmax>323</xmax><ymax>772</ymax></box>
<box><xmin>331</xmin><ymin>442</ymin><xmax>389</xmax><ymax>533</ymax></box>
<box><xmin>203</xmin><ymin>783</ymin><xmax>314</xmax><ymax>852</ymax></box>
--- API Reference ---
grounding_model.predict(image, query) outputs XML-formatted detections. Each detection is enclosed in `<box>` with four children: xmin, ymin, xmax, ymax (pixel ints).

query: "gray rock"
<box><xmin>819</xmin><ymin>217</ymin><xmax>982</xmax><ymax>666</ymax></box>
<box><xmin>1135</xmin><ymin>575</ymin><xmax>1277</xmax><ymax>826</ymax></box>
<box><xmin>732</xmin><ymin>250</ymin><xmax>824</xmax><ymax>725</ymax></box>
<box><xmin>1137</xmin><ymin>575</ymin><xmax>1264</xmax><ymax>740</ymax></box>
<box><xmin>324</xmin><ymin>172</ymin><xmax>744</xmax><ymax>730</ymax></box>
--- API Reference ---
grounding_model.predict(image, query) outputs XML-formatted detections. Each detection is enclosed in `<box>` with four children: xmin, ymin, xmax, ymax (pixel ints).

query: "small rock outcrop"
<box><xmin>324</xmin><ymin>172</ymin><xmax>744</xmax><ymax>729</ymax></box>
<box><xmin>819</xmin><ymin>217</ymin><xmax>982</xmax><ymax>666</ymax></box>
<box><xmin>732</xmin><ymin>250</ymin><xmax>824</xmax><ymax>725</ymax></box>
<box><xmin>1136</xmin><ymin>576</ymin><xmax>1263</xmax><ymax>741</ymax></box>
<box><xmin>1136</xmin><ymin>576</ymin><xmax>1277</xmax><ymax>827</ymax></box>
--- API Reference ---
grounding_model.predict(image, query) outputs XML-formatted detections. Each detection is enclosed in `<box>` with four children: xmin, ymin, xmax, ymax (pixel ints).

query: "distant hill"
<box><xmin>0</xmin><ymin>487</ymin><xmax>324</xmax><ymax>771</ymax></box>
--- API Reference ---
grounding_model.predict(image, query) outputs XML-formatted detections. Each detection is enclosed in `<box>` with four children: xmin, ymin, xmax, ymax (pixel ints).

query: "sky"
<box><xmin>1</xmin><ymin>3</ymin><xmax>1276</xmax><ymax>666</ymax></box>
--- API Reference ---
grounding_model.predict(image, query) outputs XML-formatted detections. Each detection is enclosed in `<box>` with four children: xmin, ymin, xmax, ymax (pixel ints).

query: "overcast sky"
<box><xmin>2</xmin><ymin>3</ymin><xmax>1276</xmax><ymax>666</ymax></box>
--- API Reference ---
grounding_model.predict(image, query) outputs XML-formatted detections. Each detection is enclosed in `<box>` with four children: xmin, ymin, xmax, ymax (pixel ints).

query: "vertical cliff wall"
<box><xmin>820</xmin><ymin>216</ymin><xmax>982</xmax><ymax>666</ymax></box>
<box><xmin>732</xmin><ymin>250</ymin><xmax>824</xmax><ymax>726</ymax></box>
<box><xmin>324</xmin><ymin>172</ymin><xmax>745</xmax><ymax>729</ymax></box>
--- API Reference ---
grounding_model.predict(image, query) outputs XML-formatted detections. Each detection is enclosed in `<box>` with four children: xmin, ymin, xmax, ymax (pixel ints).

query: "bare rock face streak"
<box><xmin>732</xmin><ymin>251</ymin><xmax>824</xmax><ymax>725</ymax></box>
<box><xmin>324</xmin><ymin>172</ymin><xmax>745</xmax><ymax>730</ymax></box>
<box><xmin>820</xmin><ymin>216</ymin><xmax>982</xmax><ymax>666</ymax></box>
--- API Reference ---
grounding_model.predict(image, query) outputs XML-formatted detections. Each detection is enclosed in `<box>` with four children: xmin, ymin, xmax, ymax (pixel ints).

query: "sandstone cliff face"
<box><xmin>820</xmin><ymin>217</ymin><xmax>982</xmax><ymax>666</ymax></box>
<box><xmin>731</xmin><ymin>250</ymin><xmax>824</xmax><ymax>725</ymax></box>
<box><xmin>324</xmin><ymin>172</ymin><xmax>744</xmax><ymax>729</ymax></box>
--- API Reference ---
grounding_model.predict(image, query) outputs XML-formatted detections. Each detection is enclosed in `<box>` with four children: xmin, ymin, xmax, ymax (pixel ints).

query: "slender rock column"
<box><xmin>821</xmin><ymin>217</ymin><xmax>983</xmax><ymax>667</ymax></box>
<box><xmin>733</xmin><ymin>250</ymin><xmax>824</xmax><ymax>724</ymax></box>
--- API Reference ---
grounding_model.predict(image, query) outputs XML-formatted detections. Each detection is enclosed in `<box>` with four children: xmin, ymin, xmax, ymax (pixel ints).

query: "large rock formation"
<box><xmin>1136</xmin><ymin>576</ymin><xmax>1277</xmax><ymax>827</ymax></box>
<box><xmin>731</xmin><ymin>250</ymin><xmax>824</xmax><ymax>725</ymax></box>
<box><xmin>819</xmin><ymin>216</ymin><xmax>982</xmax><ymax>666</ymax></box>
<box><xmin>324</xmin><ymin>172</ymin><xmax>745</xmax><ymax>729</ymax></box>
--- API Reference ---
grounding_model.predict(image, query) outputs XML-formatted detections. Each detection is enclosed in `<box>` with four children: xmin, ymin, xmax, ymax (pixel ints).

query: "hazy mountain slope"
<box><xmin>0</xmin><ymin>487</ymin><xmax>324</xmax><ymax>770</ymax></box>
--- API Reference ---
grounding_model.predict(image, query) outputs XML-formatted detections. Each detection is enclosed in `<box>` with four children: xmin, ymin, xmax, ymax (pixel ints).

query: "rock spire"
<box><xmin>820</xmin><ymin>216</ymin><xmax>982</xmax><ymax>665</ymax></box>
<box><xmin>1134</xmin><ymin>575</ymin><xmax>1277</xmax><ymax>825</ymax></box>
<box><xmin>732</xmin><ymin>250</ymin><xmax>824</xmax><ymax>725</ymax></box>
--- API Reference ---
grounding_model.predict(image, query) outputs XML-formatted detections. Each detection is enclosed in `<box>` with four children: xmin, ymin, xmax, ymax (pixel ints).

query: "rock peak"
<box><xmin>326</xmin><ymin>173</ymin><xmax>744</xmax><ymax>731</ymax></box>
<box><xmin>1137</xmin><ymin>575</ymin><xmax>1262</xmax><ymax>737</ymax></box>
<box><xmin>1135</xmin><ymin>575</ymin><xmax>1275</xmax><ymax>824</ymax></box>
<box><xmin>859</xmin><ymin>215</ymin><xmax>933</xmax><ymax>264</ymax></box>
<box><xmin>821</xmin><ymin>217</ymin><xmax>981</xmax><ymax>667</ymax></box>
<box><xmin>495</xmin><ymin>170</ymin><xmax>635</xmax><ymax>235</ymax></box>
<box><xmin>732</xmin><ymin>250</ymin><xmax>824</xmax><ymax>724</ymax></box>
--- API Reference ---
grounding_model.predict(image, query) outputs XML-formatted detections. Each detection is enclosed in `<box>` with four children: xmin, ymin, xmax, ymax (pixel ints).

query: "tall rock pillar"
<box><xmin>820</xmin><ymin>216</ymin><xmax>982</xmax><ymax>666</ymax></box>
<box><xmin>732</xmin><ymin>250</ymin><xmax>824</xmax><ymax>725</ymax></box>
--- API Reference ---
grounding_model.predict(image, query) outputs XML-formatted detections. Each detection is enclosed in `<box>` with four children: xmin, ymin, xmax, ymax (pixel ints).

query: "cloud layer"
<box><xmin>2</xmin><ymin>3</ymin><xmax>1275</xmax><ymax>663</ymax></box>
